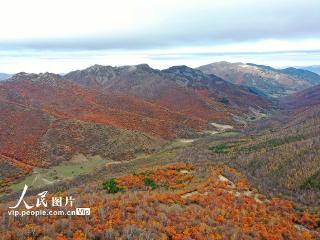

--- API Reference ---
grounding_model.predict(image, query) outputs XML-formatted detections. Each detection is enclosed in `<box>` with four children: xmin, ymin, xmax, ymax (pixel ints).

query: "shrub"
<box><xmin>102</xmin><ymin>178</ymin><xmax>123</xmax><ymax>194</ymax></box>
<box><xmin>208</xmin><ymin>143</ymin><xmax>229</xmax><ymax>153</ymax></box>
<box><xmin>218</xmin><ymin>97</ymin><xmax>229</xmax><ymax>105</ymax></box>
<box><xmin>239</xmin><ymin>135</ymin><xmax>304</xmax><ymax>153</ymax></box>
<box><xmin>144</xmin><ymin>178</ymin><xmax>157</xmax><ymax>190</ymax></box>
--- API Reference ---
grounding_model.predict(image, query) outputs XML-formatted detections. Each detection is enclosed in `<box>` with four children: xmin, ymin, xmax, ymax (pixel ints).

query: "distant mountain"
<box><xmin>162</xmin><ymin>65</ymin><xmax>271</xmax><ymax>109</ymax></box>
<box><xmin>299</xmin><ymin>65</ymin><xmax>320</xmax><ymax>75</ymax></box>
<box><xmin>197</xmin><ymin>61</ymin><xmax>320</xmax><ymax>97</ymax></box>
<box><xmin>0</xmin><ymin>73</ymin><xmax>11</xmax><ymax>81</ymax></box>
<box><xmin>281</xmin><ymin>67</ymin><xmax>320</xmax><ymax>83</ymax></box>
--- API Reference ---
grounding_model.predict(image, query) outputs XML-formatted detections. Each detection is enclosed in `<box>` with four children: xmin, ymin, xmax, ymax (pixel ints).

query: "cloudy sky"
<box><xmin>0</xmin><ymin>0</ymin><xmax>319</xmax><ymax>73</ymax></box>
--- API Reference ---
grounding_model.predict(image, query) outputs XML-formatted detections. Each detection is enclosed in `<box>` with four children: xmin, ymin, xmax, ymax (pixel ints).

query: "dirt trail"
<box><xmin>179</xmin><ymin>139</ymin><xmax>196</xmax><ymax>143</ymax></box>
<box><xmin>210</xmin><ymin>122</ymin><xmax>234</xmax><ymax>131</ymax></box>
<box><xmin>204</xmin><ymin>122</ymin><xmax>234</xmax><ymax>135</ymax></box>
<box><xmin>181</xmin><ymin>173</ymin><xmax>265</xmax><ymax>205</ymax></box>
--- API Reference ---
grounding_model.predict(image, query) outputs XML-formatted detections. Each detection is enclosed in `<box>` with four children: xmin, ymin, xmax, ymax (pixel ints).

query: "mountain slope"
<box><xmin>212</xmin><ymin>85</ymin><xmax>320</xmax><ymax>204</ymax></box>
<box><xmin>0</xmin><ymin>66</ymin><xmax>272</xmax><ymax>192</ymax></box>
<box><xmin>0</xmin><ymin>72</ymin><xmax>198</xmax><ymax>187</ymax></box>
<box><xmin>280</xmin><ymin>84</ymin><xmax>320</xmax><ymax>110</ymax></box>
<box><xmin>281</xmin><ymin>67</ymin><xmax>320</xmax><ymax>84</ymax></box>
<box><xmin>163</xmin><ymin>65</ymin><xmax>271</xmax><ymax>110</ymax></box>
<box><xmin>66</xmin><ymin>64</ymin><xmax>272</xmax><ymax>124</ymax></box>
<box><xmin>0</xmin><ymin>72</ymin><xmax>209</xmax><ymax>139</ymax></box>
<box><xmin>197</xmin><ymin>62</ymin><xmax>320</xmax><ymax>97</ymax></box>
<box><xmin>0</xmin><ymin>97</ymin><xmax>160</xmax><ymax>189</ymax></box>
<box><xmin>0</xmin><ymin>68</ymin><xmax>271</xmax><ymax>183</ymax></box>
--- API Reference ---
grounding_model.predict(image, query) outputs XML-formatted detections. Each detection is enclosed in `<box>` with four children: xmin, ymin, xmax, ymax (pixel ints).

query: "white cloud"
<box><xmin>1</xmin><ymin>0</ymin><xmax>319</xmax><ymax>49</ymax></box>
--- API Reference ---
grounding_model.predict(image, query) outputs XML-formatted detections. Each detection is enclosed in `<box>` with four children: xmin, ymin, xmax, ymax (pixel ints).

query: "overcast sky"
<box><xmin>0</xmin><ymin>0</ymin><xmax>319</xmax><ymax>73</ymax></box>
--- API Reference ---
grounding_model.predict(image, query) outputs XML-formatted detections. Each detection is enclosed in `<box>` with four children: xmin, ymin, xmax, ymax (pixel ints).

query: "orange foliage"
<box><xmin>0</xmin><ymin>163</ymin><xmax>319</xmax><ymax>239</ymax></box>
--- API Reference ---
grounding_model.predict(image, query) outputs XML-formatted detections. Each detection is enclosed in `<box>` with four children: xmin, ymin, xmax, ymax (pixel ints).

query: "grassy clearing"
<box><xmin>164</xmin><ymin>138</ymin><xmax>195</xmax><ymax>149</ymax></box>
<box><xmin>9</xmin><ymin>155</ymin><xmax>106</xmax><ymax>192</ymax></box>
<box><xmin>8</xmin><ymin>139</ymin><xmax>188</xmax><ymax>194</ymax></box>
<box><xmin>114</xmin><ymin>148</ymin><xmax>178</xmax><ymax>174</ymax></box>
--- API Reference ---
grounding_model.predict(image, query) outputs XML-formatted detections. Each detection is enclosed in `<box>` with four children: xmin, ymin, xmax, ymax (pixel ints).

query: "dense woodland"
<box><xmin>1</xmin><ymin>163</ymin><xmax>319</xmax><ymax>239</ymax></box>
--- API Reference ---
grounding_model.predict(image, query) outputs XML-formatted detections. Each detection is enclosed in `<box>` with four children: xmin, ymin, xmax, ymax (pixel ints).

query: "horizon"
<box><xmin>1</xmin><ymin>60</ymin><xmax>319</xmax><ymax>75</ymax></box>
<box><xmin>0</xmin><ymin>61</ymin><xmax>320</xmax><ymax>76</ymax></box>
<box><xmin>1</xmin><ymin>49</ymin><xmax>319</xmax><ymax>75</ymax></box>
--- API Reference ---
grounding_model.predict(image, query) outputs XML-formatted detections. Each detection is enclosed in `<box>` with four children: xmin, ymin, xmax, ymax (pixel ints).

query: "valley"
<box><xmin>0</xmin><ymin>120</ymin><xmax>235</xmax><ymax>197</ymax></box>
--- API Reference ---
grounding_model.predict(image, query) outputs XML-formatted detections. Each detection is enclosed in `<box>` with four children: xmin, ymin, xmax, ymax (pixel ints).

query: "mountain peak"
<box><xmin>246</xmin><ymin>63</ymin><xmax>275</xmax><ymax>71</ymax></box>
<box><xmin>3</xmin><ymin>72</ymin><xmax>68</xmax><ymax>89</ymax></box>
<box><xmin>9</xmin><ymin>72</ymin><xmax>62</xmax><ymax>82</ymax></box>
<box><xmin>134</xmin><ymin>63</ymin><xmax>152</xmax><ymax>69</ymax></box>
<box><xmin>83</xmin><ymin>64</ymin><xmax>114</xmax><ymax>73</ymax></box>
<box><xmin>124</xmin><ymin>63</ymin><xmax>156</xmax><ymax>73</ymax></box>
<box><xmin>163</xmin><ymin>65</ymin><xmax>226</xmax><ymax>82</ymax></box>
<box><xmin>163</xmin><ymin>65</ymin><xmax>206</xmax><ymax>78</ymax></box>
<box><xmin>78</xmin><ymin>63</ymin><xmax>155</xmax><ymax>75</ymax></box>
<box><xmin>125</xmin><ymin>63</ymin><xmax>158</xmax><ymax>74</ymax></box>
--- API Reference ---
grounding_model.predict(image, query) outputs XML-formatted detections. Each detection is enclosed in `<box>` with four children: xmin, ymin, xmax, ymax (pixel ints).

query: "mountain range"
<box><xmin>1</xmin><ymin>62</ymin><xmax>320</xmax><ymax>186</ymax></box>
<box><xmin>1</xmin><ymin>62</ymin><xmax>320</xmax><ymax>178</ymax></box>
<box><xmin>197</xmin><ymin>61</ymin><xmax>320</xmax><ymax>97</ymax></box>
<box><xmin>66</xmin><ymin>64</ymin><xmax>271</xmax><ymax>114</ymax></box>
<box><xmin>0</xmin><ymin>65</ymin><xmax>273</xmax><ymax>187</ymax></box>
